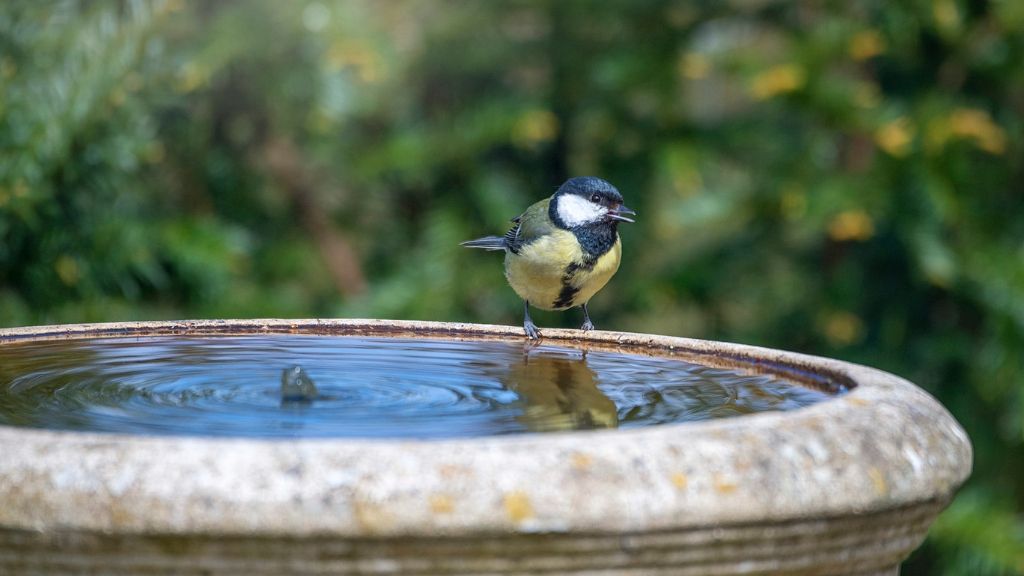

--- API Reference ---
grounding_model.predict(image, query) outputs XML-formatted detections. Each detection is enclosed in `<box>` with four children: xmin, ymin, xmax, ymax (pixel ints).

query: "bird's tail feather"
<box><xmin>460</xmin><ymin>236</ymin><xmax>507</xmax><ymax>251</ymax></box>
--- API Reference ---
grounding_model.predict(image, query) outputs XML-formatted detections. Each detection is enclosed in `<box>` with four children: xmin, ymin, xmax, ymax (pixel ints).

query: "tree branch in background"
<box><xmin>257</xmin><ymin>137</ymin><xmax>367</xmax><ymax>297</ymax></box>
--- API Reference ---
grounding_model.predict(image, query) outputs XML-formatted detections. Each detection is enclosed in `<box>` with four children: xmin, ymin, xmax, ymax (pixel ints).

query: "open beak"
<box><xmin>607</xmin><ymin>204</ymin><xmax>636</xmax><ymax>223</ymax></box>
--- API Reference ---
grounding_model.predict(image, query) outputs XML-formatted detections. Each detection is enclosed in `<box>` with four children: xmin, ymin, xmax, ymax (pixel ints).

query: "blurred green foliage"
<box><xmin>1</xmin><ymin>0</ymin><xmax>1023</xmax><ymax>572</ymax></box>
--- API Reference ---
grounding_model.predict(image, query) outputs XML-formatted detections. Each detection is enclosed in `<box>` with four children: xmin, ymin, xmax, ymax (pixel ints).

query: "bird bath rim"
<box><xmin>0</xmin><ymin>319</ymin><xmax>971</xmax><ymax>542</ymax></box>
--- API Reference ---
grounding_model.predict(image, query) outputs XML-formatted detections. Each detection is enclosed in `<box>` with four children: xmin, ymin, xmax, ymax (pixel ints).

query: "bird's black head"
<box><xmin>550</xmin><ymin>176</ymin><xmax>635</xmax><ymax>229</ymax></box>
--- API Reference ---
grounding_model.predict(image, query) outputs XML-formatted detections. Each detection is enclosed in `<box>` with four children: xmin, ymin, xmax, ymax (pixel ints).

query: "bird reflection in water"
<box><xmin>497</xmin><ymin>346</ymin><xmax>618</xmax><ymax>432</ymax></box>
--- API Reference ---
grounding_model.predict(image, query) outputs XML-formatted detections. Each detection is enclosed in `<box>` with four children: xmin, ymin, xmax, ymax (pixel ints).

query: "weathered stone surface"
<box><xmin>0</xmin><ymin>320</ymin><xmax>972</xmax><ymax>575</ymax></box>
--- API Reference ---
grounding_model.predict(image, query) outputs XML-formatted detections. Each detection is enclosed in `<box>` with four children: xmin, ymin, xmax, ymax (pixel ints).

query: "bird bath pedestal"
<box><xmin>0</xmin><ymin>320</ymin><xmax>971</xmax><ymax>575</ymax></box>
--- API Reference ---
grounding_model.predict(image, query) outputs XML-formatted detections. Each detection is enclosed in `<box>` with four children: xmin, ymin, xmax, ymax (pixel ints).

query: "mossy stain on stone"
<box><xmin>430</xmin><ymin>494</ymin><xmax>455</xmax><ymax>514</ymax></box>
<box><xmin>571</xmin><ymin>452</ymin><xmax>592</xmax><ymax>469</ymax></box>
<box><xmin>868</xmin><ymin>467</ymin><xmax>888</xmax><ymax>495</ymax></box>
<box><xmin>713</xmin><ymin>474</ymin><xmax>738</xmax><ymax>494</ymax></box>
<box><xmin>503</xmin><ymin>491</ymin><xmax>534</xmax><ymax>523</ymax></box>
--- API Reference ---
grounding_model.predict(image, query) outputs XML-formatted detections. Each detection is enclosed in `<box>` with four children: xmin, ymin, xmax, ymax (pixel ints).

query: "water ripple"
<box><xmin>0</xmin><ymin>336</ymin><xmax>838</xmax><ymax>438</ymax></box>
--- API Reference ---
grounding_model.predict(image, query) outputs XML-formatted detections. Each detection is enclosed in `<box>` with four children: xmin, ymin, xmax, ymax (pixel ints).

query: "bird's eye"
<box><xmin>590</xmin><ymin>194</ymin><xmax>601</xmax><ymax>202</ymax></box>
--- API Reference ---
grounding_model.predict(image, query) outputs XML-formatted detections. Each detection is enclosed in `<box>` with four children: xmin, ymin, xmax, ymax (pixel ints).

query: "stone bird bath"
<box><xmin>0</xmin><ymin>319</ymin><xmax>971</xmax><ymax>575</ymax></box>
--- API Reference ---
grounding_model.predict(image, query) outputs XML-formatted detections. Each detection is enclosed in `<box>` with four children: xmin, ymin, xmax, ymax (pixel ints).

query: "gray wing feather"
<box><xmin>460</xmin><ymin>235</ymin><xmax>507</xmax><ymax>251</ymax></box>
<box><xmin>462</xmin><ymin>199</ymin><xmax>547</xmax><ymax>254</ymax></box>
<box><xmin>504</xmin><ymin>215</ymin><xmax>523</xmax><ymax>254</ymax></box>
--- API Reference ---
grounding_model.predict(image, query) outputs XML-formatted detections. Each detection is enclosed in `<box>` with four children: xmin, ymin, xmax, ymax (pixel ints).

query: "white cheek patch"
<box><xmin>556</xmin><ymin>194</ymin><xmax>607</xmax><ymax>227</ymax></box>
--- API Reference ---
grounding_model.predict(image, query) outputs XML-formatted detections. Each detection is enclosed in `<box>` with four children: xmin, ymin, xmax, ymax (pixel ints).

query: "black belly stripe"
<box><xmin>553</xmin><ymin>284</ymin><xmax>579</xmax><ymax>309</ymax></box>
<box><xmin>552</xmin><ymin>259</ymin><xmax>594</xmax><ymax>309</ymax></box>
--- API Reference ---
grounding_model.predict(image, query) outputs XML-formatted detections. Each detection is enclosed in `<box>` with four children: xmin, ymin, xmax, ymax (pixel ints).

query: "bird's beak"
<box><xmin>607</xmin><ymin>204</ymin><xmax>636</xmax><ymax>223</ymax></box>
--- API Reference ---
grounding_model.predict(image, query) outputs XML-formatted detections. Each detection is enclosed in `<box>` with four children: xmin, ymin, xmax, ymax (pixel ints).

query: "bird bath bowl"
<box><xmin>0</xmin><ymin>319</ymin><xmax>971</xmax><ymax>575</ymax></box>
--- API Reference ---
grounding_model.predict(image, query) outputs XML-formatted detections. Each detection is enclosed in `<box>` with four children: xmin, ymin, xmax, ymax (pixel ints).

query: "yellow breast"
<box><xmin>504</xmin><ymin>233</ymin><xmax>621</xmax><ymax>311</ymax></box>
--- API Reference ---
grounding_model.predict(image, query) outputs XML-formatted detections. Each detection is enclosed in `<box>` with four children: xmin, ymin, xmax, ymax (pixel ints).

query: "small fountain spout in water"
<box><xmin>281</xmin><ymin>365</ymin><xmax>319</xmax><ymax>403</ymax></box>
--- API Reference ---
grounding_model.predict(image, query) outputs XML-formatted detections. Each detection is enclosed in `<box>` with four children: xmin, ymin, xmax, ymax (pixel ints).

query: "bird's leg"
<box><xmin>580</xmin><ymin>302</ymin><xmax>596</xmax><ymax>331</ymax></box>
<box><xmin>523</xmin><ymin>301</ymin><xmax>541</xmax><ymax>339</ymax></box>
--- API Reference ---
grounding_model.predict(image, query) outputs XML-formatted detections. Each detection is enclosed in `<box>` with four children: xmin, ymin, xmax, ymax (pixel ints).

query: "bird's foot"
<box><xmin>524</xmin><ymin>319</ymin><xmax>541</xmax><ymax>340</ymax></box>
<box><xmin>579</xmin><ymin>303</ymin><xmax>596</xmax><ymax>332</ymax></box>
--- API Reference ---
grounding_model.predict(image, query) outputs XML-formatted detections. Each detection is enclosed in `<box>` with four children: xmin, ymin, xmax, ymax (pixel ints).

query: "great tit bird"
<box><xmin>461</xmin><ymin>176</ymin><xmax>635</xmax><ymax>339</ymax></box>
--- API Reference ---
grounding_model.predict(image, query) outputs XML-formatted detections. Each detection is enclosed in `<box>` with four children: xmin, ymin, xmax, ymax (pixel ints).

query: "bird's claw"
<box><xmin>524</xmin><ymin>320</ymin><xmax>541</xmax><ymax>340</ymax></box>
<box><xmin>580</xmin><ymin>320</ymin><xmax>595</xmax><ymax>331</ymax></box>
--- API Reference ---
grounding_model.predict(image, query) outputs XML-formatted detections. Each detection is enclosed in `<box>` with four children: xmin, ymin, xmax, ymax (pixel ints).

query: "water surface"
<box><xmin>0</xmin><ymin>336</ymin><xmax>839</xmax><ymax>438</ymax></box>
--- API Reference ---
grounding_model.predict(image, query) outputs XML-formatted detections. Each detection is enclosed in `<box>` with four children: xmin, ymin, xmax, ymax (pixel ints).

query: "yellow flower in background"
<box><xmin>55</xmin><ymin>255</ymin><xmax>80</xmax><ymax>287</ymax></box>
<box><xmin>678</xmin><ymin>52</ymin><xmax>710</xmax><ymax>80</ymax></box>
<box><xmin>875</xmin><ymin>117</ymin><xmax>915</xmax><ymax>157</ymax></box>
<box><xmin>933</xmin><ymin>0</ymin><xmax>962</xmax><ymax>34</ymax></box>
<box><xmin>926</xmin><ymin>108</ymin><xmax>1007</xmax><ymax>155</ymax></box>
<box><xmin>512</xmin><ymin>109</ymin><xmax>559</xmax><ymax>147</ymax></box>
<box><xmin>749</xmin><ymin>64</ymin><xmax>806</xmax><ymax>100</ymax></box>
<box><xmin>822</xmin><ymin>311</ymin><xmax>866</xmax><ymax>347</ymax></box>
<box><xmin>828</xmin><ymin>210</ymin><xmax>875</xmax><ymax>242</ymax></box>
<box><xmin>950</xmin><ymin>108</ymin><xmax>1007</xmax><ymax>154</ymax></box>
<box><xmin>849</xmin><ymin>30</ymin><xmax>887</xmax><ymax>61</ymax></box>
<box><xmin>326</xmin><ymin>41</ymin><xmax>383</xmax><ymax>83</ymax></box>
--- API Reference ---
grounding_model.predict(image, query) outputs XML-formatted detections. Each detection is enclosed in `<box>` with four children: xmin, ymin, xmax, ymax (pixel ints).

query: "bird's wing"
<box><xmin>505</xmin><ymin>198</ymin><xmax>553</xmax><ymax>254</ymax></box>
<box><xmin>503</xmin><ymin>215</ymin><xmax>522</xmax><ymax>252</ymax></box>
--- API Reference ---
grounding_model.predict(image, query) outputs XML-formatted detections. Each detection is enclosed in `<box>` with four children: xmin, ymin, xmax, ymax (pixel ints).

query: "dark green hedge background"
<box><xmin>2</xmin><ymin>1</ymin><xmax>1022</xmax><ymax>572</ymax></box>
